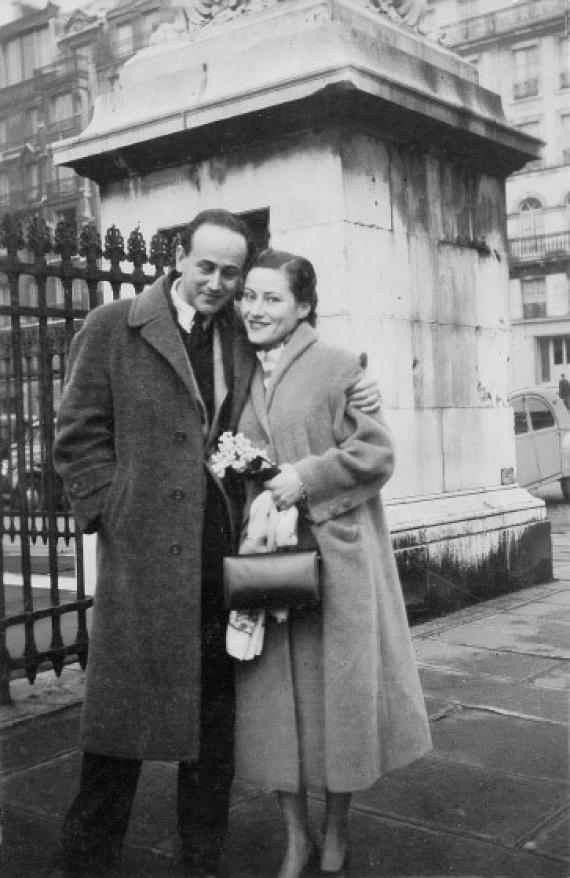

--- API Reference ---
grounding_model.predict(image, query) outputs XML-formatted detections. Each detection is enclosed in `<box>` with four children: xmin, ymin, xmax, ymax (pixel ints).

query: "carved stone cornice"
<box><xmin>150</xmin><ymin>0</ymin><xmax>431</xmax><ymax>44</ymax></box>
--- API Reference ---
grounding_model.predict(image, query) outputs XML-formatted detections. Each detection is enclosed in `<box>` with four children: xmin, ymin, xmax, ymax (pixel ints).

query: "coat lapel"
<box><xmin>128</xmin><ymin>277</ymin><xmax>208</xmax><ymax>428</ymax></box>
<box><xmin>229</xmin><ymin>328</ymin><xmax>257</xmax><ymax>432</ymax></box>
<box><xmin>250</xmin><ymin>368</ymin><xmax>271</xmax><ymax>444</ymax></box>
<box><xmin>129</xmin><ymin>280</ymin><xmax>263</xmax><ymax>442</ymax></box>
<box><xmin>265</xmin><ymin>323</ymin><xmax>318</xmax><ymax>411</ymax></box>
<box><xmin>207</xmin><ymin>325</ymin><xmax>229</xmax><ymax>449</ymax></box>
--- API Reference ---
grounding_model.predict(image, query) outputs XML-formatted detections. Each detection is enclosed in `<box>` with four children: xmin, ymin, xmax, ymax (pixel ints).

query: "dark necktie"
<box><xmin>185</xmin><ymin>313</ymin><xmax>214</xmax><ymax>420</ymax></box>
<box><xmin>188</xmin><ymin>311</ymin><xmax>205</xmax><ymax>346</ymax></box>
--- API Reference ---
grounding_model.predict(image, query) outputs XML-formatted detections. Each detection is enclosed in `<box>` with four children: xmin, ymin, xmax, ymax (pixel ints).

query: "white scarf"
<box><xmin>226</xmin><ymin>490</ymin><xmax>297</xmax><ymax>660</ymax></box>
<box><xmin>256</xmin><ymin>345</ymin><xmax>284</xmax><ymax>390</ymax></box>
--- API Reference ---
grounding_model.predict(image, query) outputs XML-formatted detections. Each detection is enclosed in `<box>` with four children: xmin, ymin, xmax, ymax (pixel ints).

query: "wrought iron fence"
<box><xmin>0</xmin><ymin>214</ymin><xmax>172</xmax><ymax>705</ymax></box>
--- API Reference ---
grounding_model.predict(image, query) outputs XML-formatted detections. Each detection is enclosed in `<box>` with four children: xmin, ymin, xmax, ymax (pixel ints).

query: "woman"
<box><xmin>233</xmin><ymin>249</ymin><xmax>431</xmax><ymax>877</ymax></box>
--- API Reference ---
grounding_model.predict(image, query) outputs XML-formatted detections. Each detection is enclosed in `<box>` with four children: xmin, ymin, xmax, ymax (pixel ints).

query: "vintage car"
<box><xmin>508</xmin><ymin>385</ymin><xmax>570</xmax><ymax>500</ymax></box>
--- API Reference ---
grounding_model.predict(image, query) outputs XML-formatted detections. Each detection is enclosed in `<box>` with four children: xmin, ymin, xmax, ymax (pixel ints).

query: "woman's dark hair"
<box><xmin>252</xmin><ymin>248</ymin><xmax>318</xmax><ymax>327</ymax></box>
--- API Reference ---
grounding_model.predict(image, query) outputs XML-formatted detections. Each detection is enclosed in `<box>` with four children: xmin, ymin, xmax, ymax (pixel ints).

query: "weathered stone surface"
<box><xmin>413</xmin><ymin>582</ymin><xmax>569</xmax><ymax>636</ymax></box>
<box><xmin>227</xmin><ymin>791</ymin><xmax>567</xmax><ymax>877</ymax></box>
<box><xmin>430</xmin><ymin>708</ymin><xmax>569</xmax><ymax>782</ymax></box>
<box><xmin>528</xmin><ymin>588</ymin><xmax>570</xmax><ymax>607</ymax></box>
<box><xmin>55</xmin><ymin>0</ymin><xmax>536</xmax><ymax>179</ymax></box>
<box><xmin>507</xmin><ymin>601</ymin><xmax>570</xmax><ymax>621</ymax></box>
<box><xmin>414</xmin><ymin>638</ymin><xmax>560</xmax><ymax>681</ymax></box>
<box><xmin>530</xmin><ymin>663</ymin><xmax>570</xmax><ymax>691</ymax></box>
<box><xmin>1</xmin><ymin>668</ymin><xmax>84</xmax><ymax>776</ymax></box>
<box><xmin>1</xmin><ymin>705</ymin><xmax>80</xmax><ymax>777</ymax></box>
<box><xmin>51</xmin><ymin>0</ymin><xmax>549</xmax><ymax>607</ymax></box>
<box><xmin>435</xmin><ymin>612</ymin><xmax>570</xmax><ymax>659</ymax></box>
<box><xmin>523</xmin><ymin>808</ymin><xmax>570</xmax><ymax>862</ymax></box>
<box><xmin>418</xmin><ymin>666</ymin><xmax>569</xmax><ymax>724</ymax></box>
<box><xmin>352</xmin><ymin>754</ymin><xmax>569</xmax><ymax>845</ymax></box>
<box><xmin>347</xmin><ymin>811</ymin><xmax>567</xmax><ymax>877</ymax></box>
<box><xmin>3</xmin><ymin>573</ymin><xmax>569</xmax><ymax>877</ymax></box>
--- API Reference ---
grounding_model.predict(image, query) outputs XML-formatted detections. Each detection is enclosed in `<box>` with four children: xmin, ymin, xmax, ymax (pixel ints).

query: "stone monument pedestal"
<box><xmin>55</xmin><ymin>0</ymin><xmax>549</xmax><ymax>611</ymax></box>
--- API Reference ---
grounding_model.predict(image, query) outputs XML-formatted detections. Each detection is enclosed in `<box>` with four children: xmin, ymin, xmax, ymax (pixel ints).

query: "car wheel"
<box><xmin>561</xmin><ymin>477</ymin><xmax>570</xmax><ymax>502</ymax></box>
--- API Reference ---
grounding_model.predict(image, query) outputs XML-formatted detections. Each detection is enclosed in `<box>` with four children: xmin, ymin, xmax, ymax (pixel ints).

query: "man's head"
<box><xmin>175</xmin><ymin>209</ymin><xmax>250</xmax><ymax>317</ymax></box>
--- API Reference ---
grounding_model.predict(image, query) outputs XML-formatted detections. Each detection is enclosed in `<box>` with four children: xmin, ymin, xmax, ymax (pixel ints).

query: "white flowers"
<box><xmin>210</xmin><ymin>431</ymin><xmax>272</xmax><ymax>479</ymax></box>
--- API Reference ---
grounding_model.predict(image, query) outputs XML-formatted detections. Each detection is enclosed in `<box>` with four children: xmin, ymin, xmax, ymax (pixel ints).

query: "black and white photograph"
<box><xmin>0</xmin><ymin>1</ymin><xmax>568</xmax><ymax>876</ymax></box>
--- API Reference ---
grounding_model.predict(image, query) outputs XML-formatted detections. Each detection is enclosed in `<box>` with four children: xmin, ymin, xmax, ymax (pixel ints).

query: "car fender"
<box><xmin>560</xmin><ymin>430</ymin><xmax>570</xmax><ymax>477</ymax></box>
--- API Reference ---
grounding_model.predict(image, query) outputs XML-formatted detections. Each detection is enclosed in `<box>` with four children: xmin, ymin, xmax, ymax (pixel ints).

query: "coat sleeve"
<box><xmin>293</xmin><ymin>364</ymin><xmax>395</xmax><ymax>524</ymax></box>
<box><xmin>53</xmin><ymin>307</ymin><xmax>118</xmax><ymax>533</ymax></box>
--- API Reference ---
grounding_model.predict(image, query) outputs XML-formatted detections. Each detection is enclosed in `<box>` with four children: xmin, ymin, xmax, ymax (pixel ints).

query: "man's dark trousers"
<box><xmin>58</xmin><ymin>485</ymin><xmax>235</xmax><ymax>873</ymax></box>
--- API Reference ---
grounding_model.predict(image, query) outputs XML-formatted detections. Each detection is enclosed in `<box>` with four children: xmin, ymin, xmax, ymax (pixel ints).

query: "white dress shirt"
<box><xmin>171</xmin><ymin>278</ymin><xmax>205</xmax><ymax>332</ymax></box>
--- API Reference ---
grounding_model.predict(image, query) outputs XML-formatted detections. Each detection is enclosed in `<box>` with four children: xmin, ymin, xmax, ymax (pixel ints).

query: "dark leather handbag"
<box><xmin>223</xmin><ymin>548</ymin><xmax>321</xmax><ymax>610</ymax></box>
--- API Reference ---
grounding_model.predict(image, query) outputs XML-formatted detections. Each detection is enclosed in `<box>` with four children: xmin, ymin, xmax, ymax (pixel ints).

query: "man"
<box><xmin>559</xmin><ymin>374</ymin><xmax>570</xmax><ymax>410</ymax></box>
<box><xmin>53</xmin><ymin>209</ymin><xmax>379</xmax><ymax>878</ymax></box>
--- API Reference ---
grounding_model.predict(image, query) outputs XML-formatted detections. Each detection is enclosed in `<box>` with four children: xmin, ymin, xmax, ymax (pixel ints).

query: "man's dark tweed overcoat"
<box><xmin>54</xmin><ymin>276</ymin><xmax>256</xmax><ymax>761</ymax></box>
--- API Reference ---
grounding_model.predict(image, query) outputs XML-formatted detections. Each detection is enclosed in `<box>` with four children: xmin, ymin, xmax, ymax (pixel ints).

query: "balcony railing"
<box><xmin>34</xmin><ymin>56</ymin><xmax>90</xmax><ymax>81</ymax></box>
<box><xmin>46</xmin><ymin>114</ymin><xmax>83</xmax><ymax>141</ymax></box>
<box><xmin>509</xmin><ymin>231</ymin><xmax>570</xmax><ymax>262</ymax></box>
<box><xmin>445</xmin><ymin>0</ymin><xmax>566</xmax><ymax>45</ymax></box>
<box><xmin>112</xmin><ymin>37</ymin><xmax>137</xmax><ymax>60</ymax></box>
<box><xmin>46</xmin><ymin>177</ymin><xmax>80</xmax><ymax>200</ymax></box>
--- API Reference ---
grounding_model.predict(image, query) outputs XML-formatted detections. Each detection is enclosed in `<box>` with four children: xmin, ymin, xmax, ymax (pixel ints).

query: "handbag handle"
<box><xmin>248</xmin><ymin>464</ymin><xmax>281</xmax><ymax>484</ymax></box>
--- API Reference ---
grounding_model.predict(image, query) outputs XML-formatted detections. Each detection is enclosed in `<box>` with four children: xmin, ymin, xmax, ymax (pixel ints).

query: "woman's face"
<box><xmin>241</xmin><ymin>267</ymin><xmax>310</xmax><ymax>348</ymax></box>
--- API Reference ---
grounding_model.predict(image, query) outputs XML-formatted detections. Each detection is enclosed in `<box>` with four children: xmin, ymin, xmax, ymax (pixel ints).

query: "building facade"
<box><xmin>0</xmin><ymin>3</ymin><xmax>96</xmax><ymax>239</ymax></box>
<box><xmin>432</xmin><ymin>0</ymin><xmax>570</xmax><ymax>391</ymax></box>
<box><xmin>0</xmin><ymin>0</ymin><xmax>178</xmax><ymax>332</ymax></box>
<box><xmin>0</xmin><ymin>0</ymin><xmax>177</xmax><ymax>431</ymax></box>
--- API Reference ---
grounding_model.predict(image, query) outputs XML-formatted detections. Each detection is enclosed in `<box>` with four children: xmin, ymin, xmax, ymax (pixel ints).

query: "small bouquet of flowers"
<box><xmin>210</xmin><ymin>431</ymin><xmax>280</xmax><ymax>483</ymax></box>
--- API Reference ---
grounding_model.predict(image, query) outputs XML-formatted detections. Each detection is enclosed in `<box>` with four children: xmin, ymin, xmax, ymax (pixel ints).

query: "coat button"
<box><xmin>174</xmin><ymin>430</ymin><xmax>187</xmax><ymax>443</ymax></box>
<box><xmin>172</xmin><ymin>488</ymin><xmax>185</xmax><ymax>500</ymax></box>
<box><xmin>341</xmin><ymin>498</ymin><xmax>350</xmax><ymax>509</ymax></box>
<box><xmin>329</xmin><ymin>504</ymin><xmax>338</xmax><ymax>515</ymax></box>
<box><xmin>170</xmin><ymin>542</ymin><xmax>182</xmax><ymax>555</ymax></box>
<box><xmin>70</xmin><ymin>479</ymin><xmax>82</xmax><ymax>495</ymax></box>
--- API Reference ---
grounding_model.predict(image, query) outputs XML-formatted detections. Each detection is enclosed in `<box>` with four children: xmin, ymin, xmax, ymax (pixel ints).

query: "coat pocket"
<box><xmin>325</xmin><ymin>516</ymin><xmax>359</xmax><ymax>543</ymax></box>
<box><xmin>101</xmin><ymin>471</ymin><xmax>128</xmax><ymax>534</ymax></box>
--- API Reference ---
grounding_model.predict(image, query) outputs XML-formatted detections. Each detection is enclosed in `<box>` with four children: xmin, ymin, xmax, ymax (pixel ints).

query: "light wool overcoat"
<box><xmin>54</xmin><ymin>276</ymin><xmax>256</xmax><ymax>761</ymax></box>
<box><xmin>235</xmin><ymin>323</ymin><xmax>431</xmax><ymax>793</ymax></box>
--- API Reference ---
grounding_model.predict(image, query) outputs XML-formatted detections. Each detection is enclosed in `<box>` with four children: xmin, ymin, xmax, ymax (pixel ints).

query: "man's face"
<box><xmin>176</xmin><ymin>223</ymin><xmax>248</xmax><ymax>317</ymax></box>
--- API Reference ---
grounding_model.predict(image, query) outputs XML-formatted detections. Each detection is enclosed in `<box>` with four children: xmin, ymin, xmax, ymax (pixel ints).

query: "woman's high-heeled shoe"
<box><xmin>278</xmin><ymin>840</ymin><xmax>320</xmax><ymax>878</ymax></box>
<box><xmin>303</xmin><ymin>843</ymin><xmax>321</xmax><ymax>875</ymax></box>
<box><xmin>319</xmin><ymin>843</ymin><xmax>350</xmax><ymax>876</ymax></box>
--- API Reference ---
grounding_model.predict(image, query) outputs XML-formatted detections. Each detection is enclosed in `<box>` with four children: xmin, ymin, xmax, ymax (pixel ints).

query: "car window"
<box><xmin>511</xmin><ymin>397</ymin><xmax>529</xmax><ymax>435</ymax></box>
<box><xmin>527</xmin><ymin>397</ymin><xmax>556</xmax><ymax>431</ymax></box>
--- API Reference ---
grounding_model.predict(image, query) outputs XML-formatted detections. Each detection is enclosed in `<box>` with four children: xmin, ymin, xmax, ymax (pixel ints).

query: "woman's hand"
<box><xmin>264</xmin><ymin>463</ymin><xmax>304</xmax><ymax>511</ymax></box>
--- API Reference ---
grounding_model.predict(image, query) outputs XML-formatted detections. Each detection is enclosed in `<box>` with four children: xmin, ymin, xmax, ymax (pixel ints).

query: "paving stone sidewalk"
<box><xmin>1</xmin><ymin>541</ymin><xmax>569</xmax><ymax>877</ymax></box>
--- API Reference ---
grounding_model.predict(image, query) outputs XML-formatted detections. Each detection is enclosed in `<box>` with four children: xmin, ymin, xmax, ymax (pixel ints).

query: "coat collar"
<box><xmin>228</xmin><ymin>327</ymin><xmax>257</xmax><ymax>431</ymax></box>
<box><xmin>128</xmin><ymin>276</ymin><xmax>257</xmax><ymax>437</ymax></box>
<box><xmin>128</xmin><ymin>276</ymin><xmax>200</xmax><ymax>404</ymax></box>
<box><xmin>128</xmin><ymin>274</ymin><xmax>173</xmax><ymax>327</ymax></box>
<box><xmin>263</xmin><ymin>321</ymin><xmax>318</xmax><ymax>410</ymax></box>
